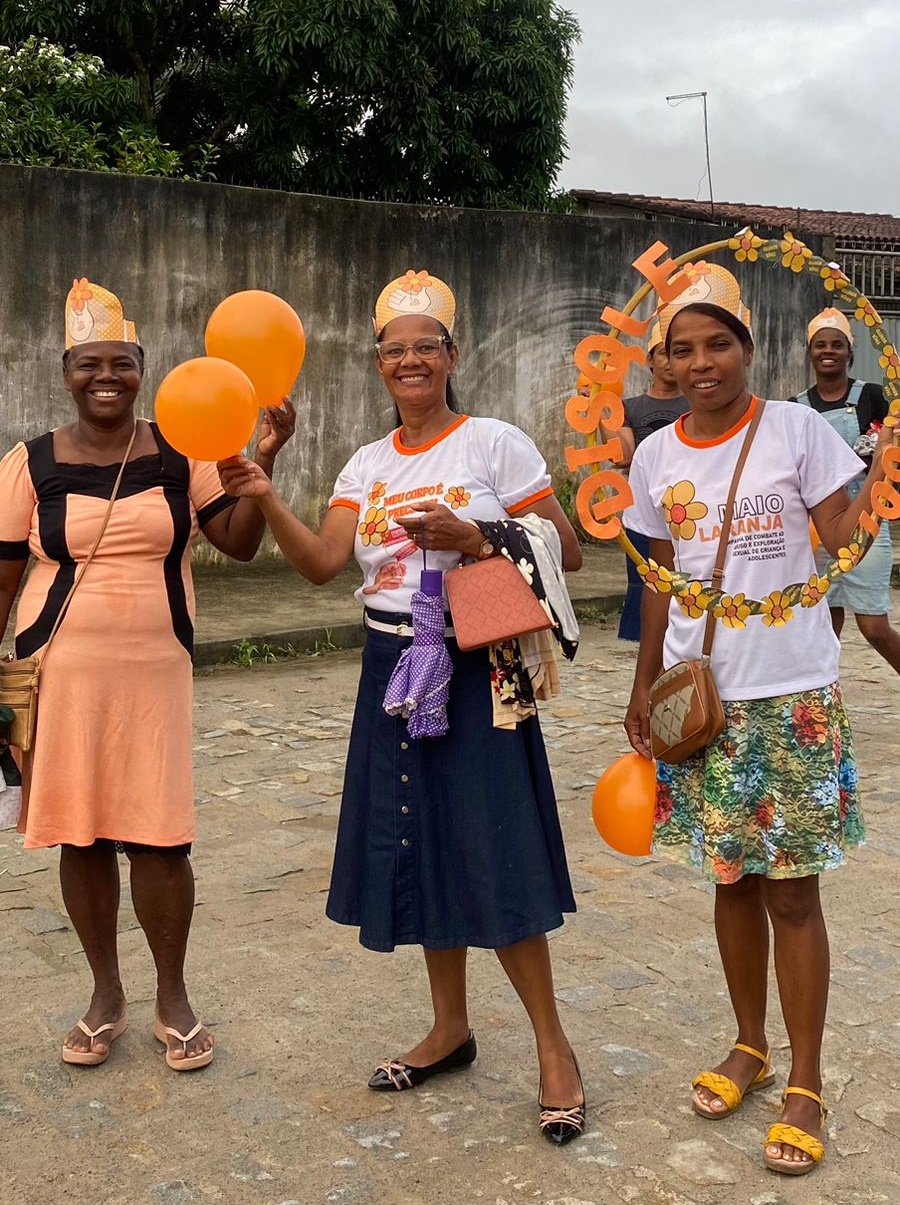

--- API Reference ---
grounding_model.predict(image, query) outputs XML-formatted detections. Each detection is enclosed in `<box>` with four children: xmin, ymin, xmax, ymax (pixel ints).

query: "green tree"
<box><xmin>0</xmin><ymin>0</ymin><xmax>579</xmax><ymax>207</ymax></box>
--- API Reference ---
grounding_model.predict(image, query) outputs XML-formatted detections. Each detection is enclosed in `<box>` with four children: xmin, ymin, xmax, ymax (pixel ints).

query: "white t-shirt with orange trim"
<box><xmin>624</xmin><ymin>398</ymin><xmax>863</xmax><ymax>701</ymax></box>
<box><xmin>329</xmin><ymin>414</ymin><xmax>553</xmax><ymax>613</ymax></box>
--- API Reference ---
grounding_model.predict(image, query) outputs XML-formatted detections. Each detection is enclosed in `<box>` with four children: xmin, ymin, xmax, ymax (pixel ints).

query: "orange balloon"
<box><xmin>809</xmin><ymin>518</ymin><xmax>821</xmax><ymax>551</ymax></box>
<box><xmin>155</xmin><ymin>357</ymin><xmax>258</xmax><ymax>461</ymax></box>
<box><xmin>592</xmin><ymin>752</ymin><xmax>657</xmax><ymax>856</ymax></box>
<box><xmin>205</xmin><ymin>290</ymin><xmax>306</xmax><ymax>408</ymax></box>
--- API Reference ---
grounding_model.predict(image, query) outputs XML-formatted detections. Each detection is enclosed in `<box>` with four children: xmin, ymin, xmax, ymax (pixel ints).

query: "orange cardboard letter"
<box><xmin>632</xmin><ymin>241</ymin><xmax>690</xmax><ymax>304</ymax></box>
<box><xmin>575</xmin><ymin>470</ymin><xmax>633</xmax><ymax>540</ymax></box>
<box><xmin>574</xmin><ymin>334</ymin><xmax>644</xmax><ymax>386</ymax></box>
<box><xmin>565</xmin><ymin>439</ymin><xmax>626</xmax><ymax>473</ymax></box>
<box><xmin>600</xmin><ymin>306</ymin><xmax>652</xmax><ymax>339</ymax></box>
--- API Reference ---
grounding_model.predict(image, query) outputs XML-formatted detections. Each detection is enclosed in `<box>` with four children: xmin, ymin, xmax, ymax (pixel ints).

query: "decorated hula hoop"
<box><xmin>575</xmin><ymin>228</ymin><xmax>900</xmax><ymax>629</ymax></box>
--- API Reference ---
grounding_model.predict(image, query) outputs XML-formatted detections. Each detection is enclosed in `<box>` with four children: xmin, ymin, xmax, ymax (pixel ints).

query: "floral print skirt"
<box><xmin>654</xmin><ymin>683</ymin><xmax>864</xmax><ymax>883</ymax></box>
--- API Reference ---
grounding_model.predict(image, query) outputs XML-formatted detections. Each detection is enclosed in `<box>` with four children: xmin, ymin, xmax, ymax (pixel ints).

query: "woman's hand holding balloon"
<box><xmin>218</xmin><ymin>456</ymin><xmax>276</xmax><ymax>501</ymax></box>
<box><xmin>623</xmin><ymin>685</ymin><xmax>653</xmax><ymax>760</ymax></box>
<box><xmin>256</xmin><ymin>398</ymin><xmax>297</xmax><ymax>463</ymax></box>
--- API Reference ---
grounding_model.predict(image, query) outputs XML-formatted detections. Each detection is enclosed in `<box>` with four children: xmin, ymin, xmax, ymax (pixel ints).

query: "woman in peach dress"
<box><xmin>0</xmin><ymin>279</ymin><xmax>294</xmax><ymax>1069</ymax></box>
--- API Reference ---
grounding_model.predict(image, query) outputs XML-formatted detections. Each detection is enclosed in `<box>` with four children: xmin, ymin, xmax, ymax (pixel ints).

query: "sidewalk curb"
<box><xmin>193</xmin><ymin>593</ymin><xmax>627</xmax><ymax>669</ymax></box>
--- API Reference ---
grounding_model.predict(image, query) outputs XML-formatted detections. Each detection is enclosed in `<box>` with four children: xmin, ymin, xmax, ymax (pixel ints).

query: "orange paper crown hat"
<box><xmin>374</xmin><ymin>269</ymin><xmax>456</xmax><ymax>336</ymax></box>
<box><xmin>657</xmin><ymin>261</ymin><xmax>752</xmax><ymax>342</ymax></box>
<box><xmin>65</xmin><ymin>278</ymin><xmax>138</xmax><ymax>349</ymax></box>
<box><xmin>807</xmin><ymin>306</ymin><xmax>853</xmax><ymax>345</ymax></box>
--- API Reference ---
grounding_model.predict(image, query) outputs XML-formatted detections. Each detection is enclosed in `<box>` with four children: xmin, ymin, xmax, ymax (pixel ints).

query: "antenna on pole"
<box><xmin>666</xmin><ymin>91</ymin><xmax>715</xmax><ymax>221</ymax></box>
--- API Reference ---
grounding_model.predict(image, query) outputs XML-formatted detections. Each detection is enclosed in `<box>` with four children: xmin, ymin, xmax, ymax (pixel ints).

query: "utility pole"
<box><xmin>666</xmin><ymin>91</ymin><xmax>715</xmax><ymax>220</ymax></box>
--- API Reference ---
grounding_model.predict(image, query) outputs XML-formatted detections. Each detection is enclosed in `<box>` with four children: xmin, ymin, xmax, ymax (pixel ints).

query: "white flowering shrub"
<box><xmin>0</xmin><ymin>37</ymin><xmax>216</xmax><ymax>178</ymax></box>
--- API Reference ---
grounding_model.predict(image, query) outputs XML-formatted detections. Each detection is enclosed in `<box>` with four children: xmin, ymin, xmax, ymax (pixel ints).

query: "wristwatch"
<box><xmin>467</xmin><ymin>520</ymin><xmax>493</xmax><ymax>560</ymax></box>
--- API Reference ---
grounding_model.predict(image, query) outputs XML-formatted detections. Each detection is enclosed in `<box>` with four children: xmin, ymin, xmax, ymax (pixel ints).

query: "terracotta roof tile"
<box><xmin>571</xmin><ymin>191</ymin><xmax>900</xmax><ymax>245</ymax></box>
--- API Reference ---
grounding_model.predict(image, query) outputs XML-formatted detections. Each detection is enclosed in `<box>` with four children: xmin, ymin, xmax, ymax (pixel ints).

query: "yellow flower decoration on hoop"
<box><xmin>728</xmin><ymin>229</ymin><xmax>764</xmax><ymax>263</ymax></box>
<box><xmin>713</xmin><ymin>594</ymin><xmax>752</xmax><ymax>630</ymax></box>
<box><xmin>800</xmin><ymin>575</ymin><xmax>830</xmax><ymax>608</ymax></box>
<box><xmin>836</xmin><ymin>543</ymin><xmax>862</xmax><ymax>572</ymax></box>
<box><xmin>879</xmin><ymin>345</ymin><xmax>900</xmax><ymax>381</ymax></box>
<box><xmin>677</xmin><ymin>581</ymin><xmax>713</xmax><ymax>619</ymax></box>
<box><xmin>637</xmin><ymin>560</ymin><xmax>674</xmax><ymax>594</ymax></box>
<box><xmin>820</xmin><ymin>263</ymin><xmax>850</xmax><ymax>292</ymax></box>
<box><xmin>780</xmin><ymin>233</ymin><xmax>813</xmax><ymax>273</ymax></box>
<box><xmin>760</xmin><ymin>590</ymin><xmax>794</xmax><ymax>628</ymax></box>
<box><xmin>854</xmin><ymin>297</ymin><xmax>882</xmax><ymax>327</ymax></box>
<box><xmin>662</xmin><ymin>481</ymin><xmax>708</xmax><ymax>541</ymax></box>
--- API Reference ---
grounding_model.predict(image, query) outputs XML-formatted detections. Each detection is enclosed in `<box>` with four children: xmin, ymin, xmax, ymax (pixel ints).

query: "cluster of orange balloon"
<box><xmin>591</xmin><ymin>752</ymin><xmax>656</xmax><ymax>856</ymax></box>
<box><xmin>155</xmin><ymin>290</ymin><xmax>306</xmax><ymax>461</ymax></box>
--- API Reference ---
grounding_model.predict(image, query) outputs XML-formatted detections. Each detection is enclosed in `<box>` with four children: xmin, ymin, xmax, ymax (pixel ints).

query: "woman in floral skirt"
<box><xmin>623</xmin><ymin>283</ymin><xmax>891</xmax><ymax>1177</ymax></box>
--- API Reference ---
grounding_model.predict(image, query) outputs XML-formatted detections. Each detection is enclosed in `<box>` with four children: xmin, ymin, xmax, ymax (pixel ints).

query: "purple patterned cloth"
<box><xmin>382</xmin><ymin>590</ymin><xmax>453</xmax><ymax>738</ymax></box>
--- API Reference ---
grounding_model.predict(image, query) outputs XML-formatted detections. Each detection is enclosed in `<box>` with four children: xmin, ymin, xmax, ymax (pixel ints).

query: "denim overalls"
<box><xmin>796</xmin><ymin>381</ymin><xmax>892</xmax><ymax>614</ymax></box>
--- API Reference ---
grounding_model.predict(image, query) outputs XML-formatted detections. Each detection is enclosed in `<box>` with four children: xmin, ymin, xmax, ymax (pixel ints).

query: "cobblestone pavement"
<box><xmin>2</xmin><ymin>619</ymin><xmax>899</xmax><ymax>1205</ymax></box>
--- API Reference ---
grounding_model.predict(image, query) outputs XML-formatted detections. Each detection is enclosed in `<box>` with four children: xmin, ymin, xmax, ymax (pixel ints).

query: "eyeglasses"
<box><xmin>375</xmin><ymin>336</ymin><xmax>451</xmax><ymax>363</ymax></box>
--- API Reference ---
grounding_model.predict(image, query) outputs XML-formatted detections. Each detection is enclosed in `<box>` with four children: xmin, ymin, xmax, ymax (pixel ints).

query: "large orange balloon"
<box><xmin>592</xmin><ymin>752</ymin><xmax>657</xmax><ymax>856</ymax></box>
<box><xmin>155</xmin><ymin>357</ymin><xmax>258</xmax><ymax>461</ymax></box>
<box><xmin>205</xmin><ymin>290</ymin><xmax>306</xmax><ymax>408</ymax></box>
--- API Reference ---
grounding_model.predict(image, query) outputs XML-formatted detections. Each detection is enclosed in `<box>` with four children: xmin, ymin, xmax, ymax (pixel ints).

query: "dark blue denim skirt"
<box><xmin>326</xmin><ymin>622</ymin><xmax>576</xmax><ymax>952</ymax></box>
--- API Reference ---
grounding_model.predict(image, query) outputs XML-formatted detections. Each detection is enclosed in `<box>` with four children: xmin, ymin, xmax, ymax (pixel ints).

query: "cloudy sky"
<box><xmin>558</xmin><ymin>0</ymin><xmax>899</xmax><ymax>217</ymax></box>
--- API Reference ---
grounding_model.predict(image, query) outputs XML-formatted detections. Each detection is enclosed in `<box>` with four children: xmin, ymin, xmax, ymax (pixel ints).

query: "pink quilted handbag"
<box><xmin>445</xmin><ymin>555</ymin><xmax>553</xmax><ymax>651</ymax></box>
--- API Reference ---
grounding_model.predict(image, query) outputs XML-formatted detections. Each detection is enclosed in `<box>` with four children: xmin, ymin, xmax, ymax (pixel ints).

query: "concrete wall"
<box><xmin>0</xmin><ymin>165</ymin><xmax>823</xmax><ymax>562</ymax></box>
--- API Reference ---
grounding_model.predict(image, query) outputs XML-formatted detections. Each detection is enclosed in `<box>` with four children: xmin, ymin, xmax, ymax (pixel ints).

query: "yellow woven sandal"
<box><xmin>764</xmin><ymin>1086</ymin><xmax>827</xmax><ymax>1175</ymax></box>
<box><xmin>691</xmin><ymin>1043</ymin><xmax>774</xmax><ymax>1119</ymax></box>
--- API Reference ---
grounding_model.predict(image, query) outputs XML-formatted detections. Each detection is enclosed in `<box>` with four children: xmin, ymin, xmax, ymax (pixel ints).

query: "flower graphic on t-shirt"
<box><xmin>713</xmin><ymin>593</ymin><xmax>751</xmax><ymax>630</ymax></box>
<box><xmin>368</xmin><ymin>480</ymin><xmax>387</xmax><ymax>504</ymax></box>
<box><xmin>760</xmin><ymin>589</ymin><xmax>794</xmax><ymax>627</ymax></box>
<box><xmin>800</xmin><ymin>574</ymin><xmax>830</xmax><ymax>608</ymax></box>
<box><xmin>444</xmin><ymin>485</ymin><xmax>471</xmax><ymax>509</ymax></box>
<box><xmin>358</xmin><ymin>506</ymin><xmax>389</xmax><ymax>546</ymax></box>
<box><xmin>661</xmin><ymin>480</ymin><xmax>708</xmax><ymax>541</ymax></box>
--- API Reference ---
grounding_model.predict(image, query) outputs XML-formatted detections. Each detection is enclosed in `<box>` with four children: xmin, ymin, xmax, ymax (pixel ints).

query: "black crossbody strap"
<box><xmin>41</xmin><ymin>422</ymin><xmax>138</xmax><ymax>664</ymax></box>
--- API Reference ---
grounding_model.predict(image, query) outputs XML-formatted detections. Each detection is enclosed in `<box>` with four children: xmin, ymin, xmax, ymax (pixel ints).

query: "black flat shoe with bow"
<box><xmin>368</xmin><ymin>1031</ymin><xmax>477</xmax><ymax>1091</ymax></box>
<box><xmin>539</xmin><ymin>1052</ymin><xmax>586</xmax><ymax>1146</ymax></box>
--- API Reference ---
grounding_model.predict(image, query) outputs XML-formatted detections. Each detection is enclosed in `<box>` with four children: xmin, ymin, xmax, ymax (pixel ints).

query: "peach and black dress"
<box><xmin>0</xmin><ymin>421</ymin><xmax>236</xmax><ymax>849</ymax></box>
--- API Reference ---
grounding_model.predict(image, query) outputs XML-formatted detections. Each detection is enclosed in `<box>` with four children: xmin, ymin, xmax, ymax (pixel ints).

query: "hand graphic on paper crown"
<box><xmin>386</xmin><ymin>287</ymin><xmax>433</xmax><ymax>316</ymax></box>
